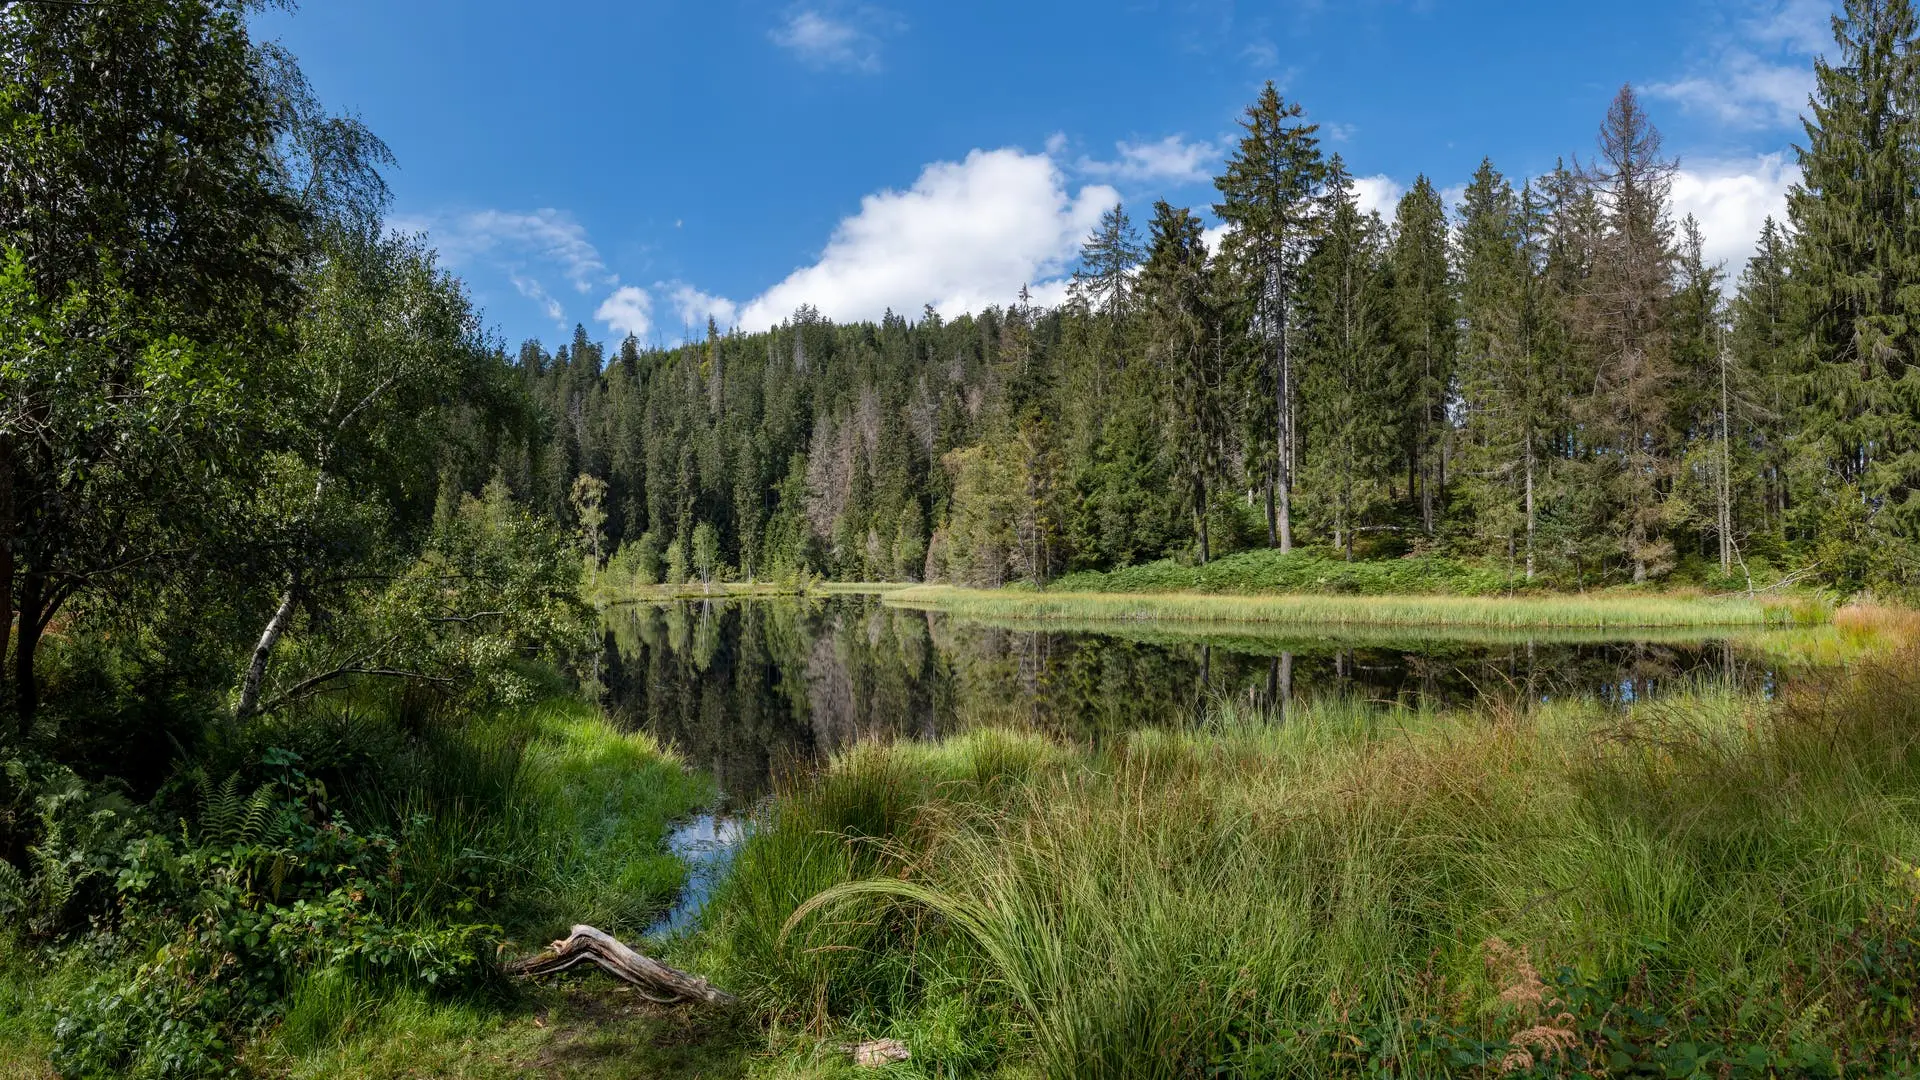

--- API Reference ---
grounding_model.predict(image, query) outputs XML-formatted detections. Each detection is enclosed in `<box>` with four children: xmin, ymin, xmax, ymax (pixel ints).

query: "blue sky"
<box><xmin>256</xmin><ymin>0</ymin><xmax>1828</xmax><ymax>349</ymax></box>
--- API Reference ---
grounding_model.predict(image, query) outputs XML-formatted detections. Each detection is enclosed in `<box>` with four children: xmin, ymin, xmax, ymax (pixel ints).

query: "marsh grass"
<box><xmin>890</xmin><ymin>583</ymin><xmax>1816</xmax><ymax>630</ymax></box>
<box><xmin>699</xmin><ymin>654</ymin><xmax>1920</xmax><ymax>1077</ymax></box>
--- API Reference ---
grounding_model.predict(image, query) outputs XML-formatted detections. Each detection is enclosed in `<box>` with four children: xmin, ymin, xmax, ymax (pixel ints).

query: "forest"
<box><xmin>497</xmin><ymin>48</ymin><xmax>1916</xmax><ymax>598</ymax></box>
<box><xmin>8</xmin><ymin>0</ymin><xmax>1920</xmax><ymax>1077</ymax></box>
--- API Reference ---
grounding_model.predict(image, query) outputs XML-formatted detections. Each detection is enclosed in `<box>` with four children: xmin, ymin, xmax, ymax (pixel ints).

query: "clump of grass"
<box><xmin>702</xmin><ymin>653</ymin><xmax>1920</xmax><ymax>1076</ymax></box>
<box><xmin>891</xmin><ymin>583</ymin><xmax>1807</xmax><ymax>629</ymax></box>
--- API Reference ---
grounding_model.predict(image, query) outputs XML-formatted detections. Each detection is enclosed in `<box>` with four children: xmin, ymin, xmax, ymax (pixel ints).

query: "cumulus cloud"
<box><xmin>725</xmin><ymin>147</ymin><xmax>1117</xmax><ymax>330</ymax></box>
<box><xmin>1352</xmin><ymin>174</ymin><xmax>1404</xmax><ymax>218</ymax></box>
<box><xmin>595</xmin><ymin>286</ymin><xmax>653</xmax><ymax>340</ymax></box>
<box><xmin>1671</xmin><ymin>154</ymin><xmax>1799</xmax><ymax>270</ymax></box>
<box><xmin>770</xmin><ymin>6</ymin><xmax>901</xmax><ymax>73</ymax></box>
<box><xmin>665</xmin><ymin>283</ymin><xmax>740</xmax><ymax>333</ymax></box>
<box><xmin>1646</xmin><ymin>0</ymin><xmax>1825</xmax><ymax>128</ymax></box>
<box><xmin>1077</xmin><ymin>134</ymin><xmax>1220</xmax><ymax>186</ymax></box>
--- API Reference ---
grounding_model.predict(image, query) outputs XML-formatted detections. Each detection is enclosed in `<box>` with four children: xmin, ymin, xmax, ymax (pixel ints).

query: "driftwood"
<box><xmin>504</xmin><ymin>924</ymin><xmax>736</xmax><ymax>1006</ymax></box>
<box><xmin>846</xmin><ymin>1038</ymin><xmax>912</xmax><ymax>1067</ymax></box>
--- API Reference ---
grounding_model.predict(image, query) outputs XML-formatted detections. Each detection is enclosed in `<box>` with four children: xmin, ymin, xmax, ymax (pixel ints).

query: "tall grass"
<box><xmin>890</xmin><ymin>583</ymin><xmax>1813</xmax><ymax>630</ymax></box>
<box><xmin>697</xmin><ymin>656</ymin><xmax>1920</xmax><ymax>1076</ymax></box>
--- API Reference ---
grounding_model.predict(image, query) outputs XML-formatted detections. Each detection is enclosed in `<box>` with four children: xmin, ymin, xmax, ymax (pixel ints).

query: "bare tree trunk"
<box><xmin>1524</xmin><ymin>434</ymin><xmax>1536</xmax><ymax>581</ymax></box>
<box><xmin>236</xmin><ymin>586</ymin><xmax>298</xmax><ymax>719</ymax></box>
<box><xmin>14</xmin><ymin>571</ymin><xmax>43</xmax><ymax>735</ymax></box>
<box><xmin>1718</xmin><ymin>345</ymin><xmax>1733</xmax><ymax>575</ymax></box>
<box><xmin>1265</xmin><ymin>475</ymin><xmax>1277</xmax><ymax>547</ymax></box>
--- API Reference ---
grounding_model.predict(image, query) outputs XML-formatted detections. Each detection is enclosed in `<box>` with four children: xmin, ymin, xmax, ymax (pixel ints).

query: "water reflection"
<box><xmin>591</xmin><ymin>595</ymin><xmax>1775</xmax><ymax>805</ymax></box>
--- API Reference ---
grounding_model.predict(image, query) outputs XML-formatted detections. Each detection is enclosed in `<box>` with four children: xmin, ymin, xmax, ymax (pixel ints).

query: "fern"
<box><xmin>192</xmin><ymin>770</ymin><xmax>277</xmax><ymax>847</ymax></box>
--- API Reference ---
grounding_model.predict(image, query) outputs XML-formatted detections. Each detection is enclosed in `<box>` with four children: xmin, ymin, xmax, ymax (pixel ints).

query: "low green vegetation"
<box><xmin>889</xmin><ymin>580</ymin><xmax>1814</xmax><ymax>630</ymax></box>
<box><xmin>695</xmin><ymin>651</ymin><xmax>1920</xmax><ymax>1077</ymax></box>
<box><xmin>1049</xmin><ymin>547</ymin><xmax>1512</xmax><ymax>595</ymax></box>
<box><xmin>0</xmin><ymin>692</ymin><xmax>713</xmax><ymax>1078</ymax></box>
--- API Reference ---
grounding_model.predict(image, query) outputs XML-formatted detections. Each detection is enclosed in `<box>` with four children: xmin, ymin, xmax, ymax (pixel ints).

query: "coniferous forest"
<box><xmin>15</xmin><ymin>1</ymin><xmax>1920</xmax><ymax>1078</ymax></box>
<box><xmin>498</xmin><ymin>69</ymin><xmax>1919</xmax><ymax>597</ymax></box>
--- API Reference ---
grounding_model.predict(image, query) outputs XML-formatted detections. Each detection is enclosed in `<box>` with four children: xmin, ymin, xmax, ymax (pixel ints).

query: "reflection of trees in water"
<box><xmin>595</xmin><ymin>598</ymin><xmax>1770</xmax><ymax>802</ymax></box>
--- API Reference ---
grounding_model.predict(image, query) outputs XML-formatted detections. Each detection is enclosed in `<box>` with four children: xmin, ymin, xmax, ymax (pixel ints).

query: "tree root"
<box><xmin>504</xmin><ymin>924</ymin><xmax>736</xmax><ymax>1006</ymax></box>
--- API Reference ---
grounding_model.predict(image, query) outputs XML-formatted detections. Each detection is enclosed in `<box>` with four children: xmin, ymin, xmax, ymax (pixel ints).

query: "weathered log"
<box><xmin>504</xmin><ymin>924</ymin><xmax>736</xmax><ymax>1006</ymax></box>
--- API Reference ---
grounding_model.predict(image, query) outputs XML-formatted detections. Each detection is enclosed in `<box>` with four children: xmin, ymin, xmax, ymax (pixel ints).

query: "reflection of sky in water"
<box><xmin>648</xmin><ymin>814</ymin><xmax>749</xmax><ymax>939</ymax></box>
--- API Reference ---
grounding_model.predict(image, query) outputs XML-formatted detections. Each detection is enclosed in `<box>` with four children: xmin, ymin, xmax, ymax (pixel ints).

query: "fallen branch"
<box><xmin>504</xmin><ymin>924</ymin><xmax>736</xmax><ymax>1006</ymax></box>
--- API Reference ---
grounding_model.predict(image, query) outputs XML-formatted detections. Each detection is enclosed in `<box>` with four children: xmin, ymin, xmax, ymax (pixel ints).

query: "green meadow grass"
<box><xmin>889</xmin><ymin>582</ymin><xmax>1813</xmax><ymax>630</ymax></box>
<box><xmin>695</xmin><ymin>656</ymin><xmax>1920</xmax><ymax>1077</ymax></box>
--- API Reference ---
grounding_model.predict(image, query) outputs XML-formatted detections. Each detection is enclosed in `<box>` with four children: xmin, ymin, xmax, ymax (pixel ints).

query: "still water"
<box><xmin>588</xmin><ymin>594</ymin><xmax>1776</xmax><ymax>808</ymax></box>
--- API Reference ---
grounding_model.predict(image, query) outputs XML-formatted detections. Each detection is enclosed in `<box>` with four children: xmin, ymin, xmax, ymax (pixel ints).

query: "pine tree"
<box><xmin>1213</xmin><ymin>82</ymin><xmax>1325</xmax><ymax>550</ymax></box>
<box><xmin>1386</xmin><ymin>175</ymin><xmax>1457</xmax><ymax>533</ymax></box>
<box><xmin>1787</xmin><ymin>0</ymin><xmax>1920</xmax><ymax>588</ymax></box>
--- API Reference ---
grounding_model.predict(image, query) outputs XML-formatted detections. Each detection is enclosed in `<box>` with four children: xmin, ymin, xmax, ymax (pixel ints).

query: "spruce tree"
<box><xmin>1580</xmin><ymin>86</ymin><xmax>1680</xmax><ymax>582</ymax></box>
<box><xmin>1455</xmin><ymin>159</ymin><xmax>1549</xmax><ymax>576</ymax></box>
<box><xmin>1787</xmin><ymin>0</ymin><xmax>1920</xmax><ymax>588</ymax></box>
<box><xmin>1386</xmin><ymin>175</ymin><xmax>1457</xmax><ymax>533</ymax></box>
<box><xmin>1729</xmin><ymin>218</ymin><xmax>1792</xmax><ymax>540</ymax></box>
<box><xmin>1141</xmin><ymin>201</ymin><xmax>1225</xmax><ymax>563</ymax></box>
<box><xmin>1298</xmin><ymin>158</ymin><xmax>1397</xmax><ymax>560</ymax></box>
<box><xmin>1213</xmin><ymin>82</ymin><xmax>1325</xmax><ymax>550</ymax></box>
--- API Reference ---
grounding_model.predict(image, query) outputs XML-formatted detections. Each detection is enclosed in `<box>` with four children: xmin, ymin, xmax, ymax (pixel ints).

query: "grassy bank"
<box><xmin>0</xmin><ymin>694</ymin><xmax>724</xmax><ymax>1078</ymax></box>
<box><xmin>591</xmin><ymin>580</ymin><xmax>910</xmax><ymax>604</ymax></box>
<box><xmin>694</xmin><ymin>653</ymin><xmax>1920</xmax><ymax>1076</ymax></box>
<box><xmin>890</xmin><ymin>582</ymin><xmax>1814</xmax><ymax>630</ymax></box>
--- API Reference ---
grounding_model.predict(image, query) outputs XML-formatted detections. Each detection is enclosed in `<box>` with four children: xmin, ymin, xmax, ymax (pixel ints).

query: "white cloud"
<box><xmin>1352</xmin><ymin>174</ymin><xmax>1404</xmax><ymax>218</ymax></box>
<box><xmin>595</xmin><ymin>286</ymin><xmax>653</xmax><ymax>340</ymax></box>
<box><xmin>1670</xmin><ymin>154</ymin><xmax>1799</xmax><ymax>269</ymax></box>
<box><xmin>720</xmin><ymin>147</ymin><xmax>1116</xmax><ymax>330</ymax></box>
<box><xmin>1647</xmin><ymin>53</ymin><xmax>1812</xmax><ymax>128</ymax></box>
<box><xmin>510</xmin><ymin>273</ymin><xmax>566</xmax><ymax>327</ymax></box>
<box><xmin>456</xmin><ymin>208</ymin><xmax>612</xmax><ymax>294</ymax></box>
<box><xmin>1323</xmin><ymin>122</ymin><xmax>1357</xmax><ymax>144</ymax></box>
<box><xmin>1201</xmin><ymin>222</ymin><xmax>1233</xmax><ymax>257</ymax></box>
<box><xmin>1077</xmin><ymin>134</ymin><xmax>1220</xmax><ymax>186</ymax></box>
<box><xmin>1646</xmin><ymin>0</ymin><xmax>1825</xmax><ymax>128</ymax></box>
<box><xmin>770</xmin><ymin>6</ymin><xmax>900</xmax><ymax>73</ymax></box>
<box><xmin>408</xmin><ymin>206</ymin><xmax>620</xmax><ymax>330</ymax></box>
<box><xmin>1746</xmin><ymin>0</ymin><xmax>1832</xmax><ymax>53</ymax></box>
<box><xmin>665</xmin><ymin>283</ymin><xmax>740</xmax><ymax>333</ymax></box>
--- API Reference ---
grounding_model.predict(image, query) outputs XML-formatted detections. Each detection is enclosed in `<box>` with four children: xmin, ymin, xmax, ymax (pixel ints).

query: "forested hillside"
<box><xmin>500</xmin><ymin>52</ymin><xmax>1920</xmax><ymax>597</ymax></box>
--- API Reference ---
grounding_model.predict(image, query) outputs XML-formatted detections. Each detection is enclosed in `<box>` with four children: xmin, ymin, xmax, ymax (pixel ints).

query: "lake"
<box><xmin>587</xmin><ymin>593</ymin><xmax>1781</xmax><ymax>808</ymax></box>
